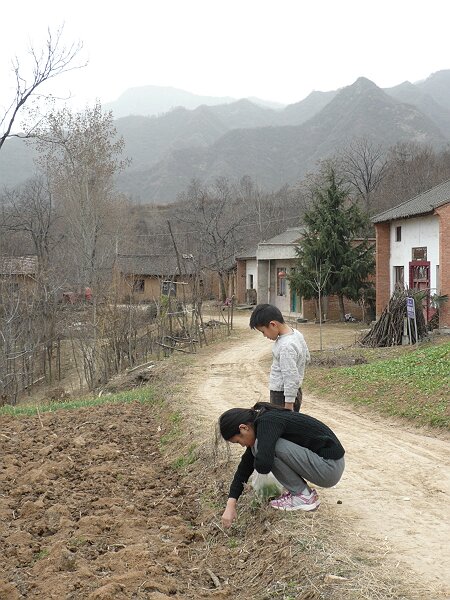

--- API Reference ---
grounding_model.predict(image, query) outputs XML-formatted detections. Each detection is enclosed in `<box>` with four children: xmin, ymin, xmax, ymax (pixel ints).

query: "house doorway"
<box><xmin>290</xmin><ymin>273</ymin><xmax>302</xmax><ymax>314</ymax></box>
<box><xmin>291</xmin><ymin>291</ymin><xmax>303</xmax><ymax>314</ymax></box>
<box><xmin>409</xmin><ymin>261</ymin><xmax>430</xmax><ymax>321</ymax></box>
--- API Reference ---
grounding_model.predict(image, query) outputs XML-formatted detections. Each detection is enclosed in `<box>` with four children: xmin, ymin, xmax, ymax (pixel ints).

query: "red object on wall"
<box><xmin>409</xmin><ymin>261</ymin><xmax>430</xmax><ymax>321</ymax></box>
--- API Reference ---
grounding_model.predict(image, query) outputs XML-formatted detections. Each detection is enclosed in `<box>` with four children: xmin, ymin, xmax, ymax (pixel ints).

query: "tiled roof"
<box><xmin>116</xmin><ymin>254</ymin><xmax>196</xmax><ymax>276</ymax></box>
<box><xmin>372</xmin><ymin>179</ymin><xmax>450</xmax><ymax>223</ymax></box>
<box><xmin>0</xmin><ymin>255</ymin><xmax>38</xmax><ymax>275</ymax></box>
<box><xmin>260</xmin><ymin>227</ymin><xmax>305</xmax><ymax>245</ymax></box>
<box><xmin>236</xmin><ymin>246</ymin><xmax>258</xmax><ymax>260</ymax></box>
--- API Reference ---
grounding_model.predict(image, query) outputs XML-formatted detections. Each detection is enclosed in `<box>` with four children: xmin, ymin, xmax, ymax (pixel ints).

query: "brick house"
<box><xmin>236</xmin><ymin>228</ymin><xmax>372</xmax><ymax>321</ymax></box>
<box><xmin>372</xmin><ymin>179</ymin><xmax>450</xmax><ymax>327</ymax></box>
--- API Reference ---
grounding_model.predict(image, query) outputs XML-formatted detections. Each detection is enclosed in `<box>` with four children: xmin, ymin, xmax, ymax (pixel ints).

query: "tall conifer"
<box><xmin>290</xmin><ymin>168</ymin><xmax>375</xmax><ymax>320</ymax></box>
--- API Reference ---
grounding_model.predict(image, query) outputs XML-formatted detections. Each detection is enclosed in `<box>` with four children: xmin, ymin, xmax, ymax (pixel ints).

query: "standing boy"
<box><xmin>250</xmin><ymin>303</ymin><xmax>310</xmax><ymax>411</ymax></box>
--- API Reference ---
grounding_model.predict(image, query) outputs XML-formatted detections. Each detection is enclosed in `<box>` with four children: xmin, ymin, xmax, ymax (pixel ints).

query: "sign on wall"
<box><xmin>406</xmin><ymin>296</ymin><xmax>418</xmax><ymax>344</ymax></box>
<box><xmin>412</xmin><ymin>247</ymin><xmax>427</xmax><ymax>261</ymax></box>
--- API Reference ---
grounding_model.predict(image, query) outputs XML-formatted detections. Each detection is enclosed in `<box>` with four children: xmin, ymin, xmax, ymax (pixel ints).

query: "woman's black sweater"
<box><xmin>228</xmin><ymin>410</ymin><xmax>345</xmax><ymax>500</ymax></box>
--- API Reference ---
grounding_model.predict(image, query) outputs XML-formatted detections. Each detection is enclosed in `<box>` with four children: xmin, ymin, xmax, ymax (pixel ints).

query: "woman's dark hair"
<box><xmin>219</xmin><ymin>407</ymin><xmax>256</xmax><ymax>441</ymax></box>
<box><xmin>249</xmin><ymin>304</ymin><xmax>285</xmax><ymax>329</ymax></box>
<box><xmin>252</xmin><ymin>401</ymin><xmax>290</xmax><ymax>412</ymax></box>
<box><xmin>219</xmin><ymin>402</ymin><xmax>290</xmax><ymax>440</ymax></box>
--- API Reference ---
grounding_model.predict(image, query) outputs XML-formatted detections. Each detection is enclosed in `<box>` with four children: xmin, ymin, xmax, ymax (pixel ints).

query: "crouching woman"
<box><xmin>219</xmin><ymin>402</ymin><xmax>345</xmax><ymax>527</ymax></box>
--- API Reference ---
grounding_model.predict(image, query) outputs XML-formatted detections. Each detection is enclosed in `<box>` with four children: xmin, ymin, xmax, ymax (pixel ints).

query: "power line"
<box><xmin>134</xmin><ymin>214</ymin><xmax>301</xmax><ymax>237</ymax></box>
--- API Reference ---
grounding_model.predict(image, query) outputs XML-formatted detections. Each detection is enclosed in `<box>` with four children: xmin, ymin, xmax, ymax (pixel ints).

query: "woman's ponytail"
<box><xmin>252</xmin><ymin>401</ymin><xmax>291</xmax><ymax>414</ymax></box>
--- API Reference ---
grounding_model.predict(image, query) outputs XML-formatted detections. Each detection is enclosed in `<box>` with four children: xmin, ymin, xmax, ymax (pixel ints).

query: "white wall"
<box><xmin>390</xmin><ymin>215</ymin><xmax>440</xmax><ymax>292</ymax></box>
<box><xmin>269</xmin><ymin>259</ymin><xmax>300</xmax><ymax>315</ymax></box>
<box><xmin>257</xmin><ymin>245</ymin><xmax>298</xmax><ymax>260</ymax></box>
<box><xmin>246</xmin><ymin>259</ymin><xmax>257</xmax><ymax>290</ymax></box>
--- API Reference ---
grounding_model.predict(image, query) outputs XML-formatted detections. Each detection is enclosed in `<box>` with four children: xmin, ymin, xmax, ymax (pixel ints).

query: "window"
<box><xmin>395</xmin><ymin>226</ymin><xmax>402</xmax><ymax>242</ymax></box>
<box><xmin>394</xmin><ymin>266</ymin><xmax>404</xmax><ymax>289</ymax></box>
<box><xmin>412</xmin><ymin>247</ymin><xmax>427</xmax><ymax>261</ymax></box>
<box><xmin>277</xmin><ymin>268</ymin><xmax>287</xmax><ymax>296</ymax></box>
<box><xmin>248</xmin><ymin>274</ymin><xmax>254</xmax><ymax>289</ymax></box>
<box><xmin>413</xmin><ymin>265</ymin><xmax>428</xmax><ymax>281</ymax></box>
<box><xmin>133</xmin><ymin>278</ymin><xmax>145</xmax><ymax>293</ymax></box>
<box><xmin>161</xmin><ymin>280</ymin><xmax>176</xmax><ymax>296</ymax></box>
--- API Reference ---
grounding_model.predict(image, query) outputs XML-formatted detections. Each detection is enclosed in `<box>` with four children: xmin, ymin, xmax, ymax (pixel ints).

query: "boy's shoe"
<box><xmin>270</xmin><ymin>488</ymin><xmax>320</xmax><ymax>511</ymax></box>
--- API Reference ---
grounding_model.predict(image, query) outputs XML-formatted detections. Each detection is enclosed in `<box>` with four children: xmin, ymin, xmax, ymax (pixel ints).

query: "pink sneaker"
<box><xmin>270</xmin><ymin>488</ymin><xmax>320</xmax><ymax>511</ymax></box>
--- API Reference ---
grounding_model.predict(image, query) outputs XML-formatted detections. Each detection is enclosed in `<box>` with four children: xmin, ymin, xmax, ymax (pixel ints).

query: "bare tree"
<box><xmin>177</xmin><ymin>178</ymin><xmax>249</xmax><ymax>301</ymax></box>
<box><xmin>0</xmin><ymin>26</ymin><xmax>85</xmax><ymax>151</ymax></box>
<box><xmin>1</xmin><ymin>176</ymin><xmax>58</xmax><ymax>271</ymax></box>
<box><xmin>373</xmin><ymin>142</ymin><xmax>450</xmax><ymax>212</ymax></box>
<box><xmin>31</xmin><ymin>102</ymin><xmax>129</xmax><ymax>290</ymax></box>
<box><xmin>237</xmin><ymin>176</ymin><xmax>302</xmax><ymax>243</ymax></box>
<box><xmin>26</xmin><ymin>102</ymin><xmax>130</xmax><ymax>389</ymax></box>
<box><xmin>339</xmin><ymin>137</ymin><xmax>388</xmax><ymax>214</ymax></box>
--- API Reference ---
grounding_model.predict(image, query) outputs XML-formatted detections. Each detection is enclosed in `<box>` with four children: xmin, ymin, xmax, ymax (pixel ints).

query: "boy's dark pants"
<box><xmin>270</xmin><ymin>389</ymin><xmax>302</xmax><ymax>412</ymax></box>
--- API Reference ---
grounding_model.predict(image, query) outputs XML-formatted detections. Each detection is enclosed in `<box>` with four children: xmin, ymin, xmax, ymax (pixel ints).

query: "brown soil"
<box><xmin>1</xmin><ymin>314</ymin><xmax>449</xmax><ymax>599</ymax></box>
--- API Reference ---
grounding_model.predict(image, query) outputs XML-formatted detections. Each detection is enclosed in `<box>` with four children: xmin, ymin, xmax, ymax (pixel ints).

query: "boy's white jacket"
<box><xmin>269</xmin><ymin>328</ymin><xmax>310</xmax><ymax>403</ymax></box>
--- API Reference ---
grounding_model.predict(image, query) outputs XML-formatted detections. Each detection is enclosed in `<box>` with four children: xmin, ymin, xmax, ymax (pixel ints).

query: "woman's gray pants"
<box><xmin>253</xmin><ymin>438</ymin><xmax>345</xmax><ymax>494</ymax></box>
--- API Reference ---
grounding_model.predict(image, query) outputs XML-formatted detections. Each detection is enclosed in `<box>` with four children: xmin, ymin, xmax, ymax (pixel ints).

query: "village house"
<box><xmin>372</xmin><ymin>179</ymin><xmax>450</xmax><ymax>328</ymax></box>
<box><xmin>236</xmin><ymin>228</ymin><xmax>370</xmax><ymax>321</ymax></box>
<box><xmin>114</xmin><ymin>253</ymin><xmax>237</xmax><ymax>303</ymax></box>
<box><xmin>114</xmin><ymin>254</ymin><xmax>198</xmax><ymax>303</ymax></box>
<box><xmin>0</xmin><ymin>255</ymin><xmax>38</xmax><ymax>299</ymax></box>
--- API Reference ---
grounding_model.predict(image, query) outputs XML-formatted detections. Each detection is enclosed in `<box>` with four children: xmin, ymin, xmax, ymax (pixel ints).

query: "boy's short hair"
<box><xmin>249</xmin><ymin>303</ymin><xmax>285</xmax><ymax>329</ymax></box>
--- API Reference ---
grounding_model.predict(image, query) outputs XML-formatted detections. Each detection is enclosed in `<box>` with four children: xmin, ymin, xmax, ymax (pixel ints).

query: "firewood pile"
<box><xmin>361</xmin><ymin>289</ymin><xmax>428</xmax><ymax>347</ymax></box>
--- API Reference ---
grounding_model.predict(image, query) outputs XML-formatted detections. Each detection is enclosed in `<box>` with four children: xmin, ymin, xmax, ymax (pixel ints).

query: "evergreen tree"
<box><xmin>289</xmin><ymin>168</ymin><xmax>375</xmax><ymax>321</ymax></box>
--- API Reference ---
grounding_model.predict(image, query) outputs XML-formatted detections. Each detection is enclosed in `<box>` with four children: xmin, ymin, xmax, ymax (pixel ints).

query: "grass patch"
<box><xmin>33</xmin><ymin>548</ymin><xmax>49</xmax><ymax>561</ymax></box>
<box><xmin>172</xmin><ymin>443</ymin><xmax>198</xmax><ymax>469</ymax></box>
<box><xmin>67</xmin><ymin>537</ymin><xmax>88</xmax><ymax>550</ymax></box>
<box><xmin>306</xmin><ymin>341</ymin><xmax>450</xmax><ymax>428</ymax></box>
<box><xmin>159</xmin><ymin>410</ymin><xmax>184</xmax><ymax>446</ymax></box>
<box><xmin>0</xmin><ymin>386</ymin><xmax>158</xmax><ymax>417</ymax></box>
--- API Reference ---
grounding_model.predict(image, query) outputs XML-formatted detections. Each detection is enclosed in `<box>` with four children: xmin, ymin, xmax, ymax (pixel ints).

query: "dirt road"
<box><xmin>186</xmin><ymin>313</ymin><xmax>450</xmax><ymax>595</ymax></box>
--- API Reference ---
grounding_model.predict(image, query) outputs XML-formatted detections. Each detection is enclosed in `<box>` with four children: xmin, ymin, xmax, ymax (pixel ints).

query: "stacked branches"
<box><xmin>361</xmin><ymin>288</ymin><xmax>427</xmax><ymax>347</ymax></box>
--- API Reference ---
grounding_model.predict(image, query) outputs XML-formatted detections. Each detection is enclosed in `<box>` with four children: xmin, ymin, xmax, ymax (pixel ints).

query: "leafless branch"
<box><xmin>0</xmin><ymin>26</ymin><xmax>86</xmax><ymax>151</ymax></box>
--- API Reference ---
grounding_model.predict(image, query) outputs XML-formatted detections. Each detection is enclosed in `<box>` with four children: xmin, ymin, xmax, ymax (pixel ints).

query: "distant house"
<box><xmin>114</xmin><ymin>254</ymin><xmax>198</xmax><ymax>302</ymax></box>
<box><xmin>0</xmin><ymin>256</ymin><xmax>38</xmax><ymax>298</ymax></box>
<box><xmin>372</xmin><ymin>179</ymin><xmax>450</xmax><ymax>327</ymax></box>
<box><xmin>115</xmin><ymin>252</ymin><xmax>239</xmax><ymax>304</ymax></box>
<box><xmin>236</xmin><ymin>228</ymin><xmax>371</xmax><ymax>320</ymax></box>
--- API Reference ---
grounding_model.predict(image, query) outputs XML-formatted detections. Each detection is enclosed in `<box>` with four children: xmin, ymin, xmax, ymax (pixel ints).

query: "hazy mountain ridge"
<box><xmin>416</xmin><ymin>70</ymin><xmax>450</xmax><ymax>109</ymax></box>
<box><xmin>116</xmin><ymin>75</ymin><xmax>450</xmax><ymax>202</ymax></box>
<box><xmin>385</xmin><ymin>80</ymin><xmax>450</xmax><ymax>135</ymax></box>
<box><xmin>278</xmin><ymin>90</ymin><xmax>338</xmax><ymax>126</ymax></box>
<box><xmin>103</xmin><ymin>85</ymin><xmax>286</xmax><ymax>118</ymax></box>
<box><xmin>2</xmin><ymin>70</ymin><xmax>450</xmax><ymax>202</ymax></box>
<box><xmin>103</xmin><ymin>85</ymin><xmax>236</xmax><ymax>118</ymax></box>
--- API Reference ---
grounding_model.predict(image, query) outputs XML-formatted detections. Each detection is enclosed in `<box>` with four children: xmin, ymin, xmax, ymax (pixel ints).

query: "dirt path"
<box><xmin>185</xmin><ymin>313</ymin><xmax>450</xmax><ymax>595</ymax></box>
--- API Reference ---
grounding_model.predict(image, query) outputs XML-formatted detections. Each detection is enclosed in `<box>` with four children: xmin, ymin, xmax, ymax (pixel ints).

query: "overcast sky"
<box><xmin>1</xmin><ymin>0</ymin><xmax>449</xmax><ymax>114</ymax></box>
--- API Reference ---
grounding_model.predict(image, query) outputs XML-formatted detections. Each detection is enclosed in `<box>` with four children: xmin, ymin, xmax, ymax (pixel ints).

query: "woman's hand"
<box><xmin>222</xmin><ymin>498</ymin><xmax>237</xmax><ymax>528</ymax></box>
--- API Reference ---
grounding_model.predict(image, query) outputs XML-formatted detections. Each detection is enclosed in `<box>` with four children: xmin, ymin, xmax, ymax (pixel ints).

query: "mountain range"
<box><xmin>1</xmin><ymin>70</ymin><xmax>450</xmax><ymax>203</ymax></box>
<box><xmin>103</xmin><ymin>85</ymin><xmax>285</xmax><ymax>117</ymax></box>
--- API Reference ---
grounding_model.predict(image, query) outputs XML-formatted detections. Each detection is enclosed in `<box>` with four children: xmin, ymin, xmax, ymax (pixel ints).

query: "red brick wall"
<box><xmin>375</xmin><ymin>222</ymin><xmax>391</xmax><ymax>318</ymax></box>
<box><xmin>302</xmin><ymin>296</ymin><xmax>368</xmax><ymax>321</ymax></box>
<box><xmin>435</xmin><ymin>203</ymin><xmax>450</xmax><ymax>327</ymax></box>
<box><xmin>236</xmin><ymin>260</ymin><xmax>247</xmax><ymax>304</ymax></box>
